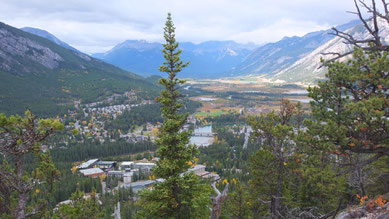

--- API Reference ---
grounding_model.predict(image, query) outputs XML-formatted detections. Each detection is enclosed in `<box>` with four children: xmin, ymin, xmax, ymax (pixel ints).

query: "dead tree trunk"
<box><xmin>210</xmin><ymin>182</ymin><xmax>229</xmax><ymax>219</ymax></box>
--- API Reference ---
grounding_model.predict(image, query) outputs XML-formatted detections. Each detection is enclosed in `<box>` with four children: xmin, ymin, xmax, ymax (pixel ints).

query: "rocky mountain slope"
<box><xmin>0</xmin><ymin>22</ymin><xmax>158</xmax><ymax>116</ymax></box>
<box><xmin>229</xmin><ymin>20</ymin><xmax>360</xmax><ymax>80</ymax></box>
<box><xmin>93</xmin><ymin>40</ymin><xmax>257</xmax><ymax>78</ymax></box>
<box><xmin>272</xmin><ymin>19</ymin><xmax>389</xmax><ymax>83</ymax></box>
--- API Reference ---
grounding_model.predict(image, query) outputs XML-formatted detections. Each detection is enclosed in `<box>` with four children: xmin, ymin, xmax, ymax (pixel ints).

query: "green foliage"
<box><xmin>51</xmin><ymin>140</ymin><xmax>156</xmax><ymax>163</ymax></box>
<box><xmin>53</xmin><ymin>188</ymin><xmax>105</xmax><ymax>219</ymax></box>
<box><xmin>105</xmin><ymin>176</ymin><xmax>120</xmax><ymax>189</ymax></box>
<box><xmin>137</xmin><ymin>13</ymin><xmax>211</xmax><ymax>218</ymax></box>
<box><xmin>309</xmin><ymin>47</ymin><xmax>389</xmax><ymax>157</ymax></box>
<box><xmin>51</xmin><ymin>171</ymin><xmax>102</xmax><ymax>207</ymax></box>
<box><xmin>0</xmin><ymin>22</ymin><xmax>160</xmax><ymax>117</ymax></box>
<box><xmin>247</xmin><ymin>101</ymin><xmax>298</xmax><ymax>217</ymax></box>
<box><xmin>222</xmin><ymin>180</ymin><xmax>251</xmax><ymax>219</ymax></box>
<box><xmin>138</xmin><ymin>174</ymin><xmax>212</xmax><ymax>218</ymax></box>
<box><xmin>307</xmin><ymin>47</ymin><xmax>389</xmax><ymax>199</ymax></box>
<box><xmin>0</xmin><ymin>110</ymin><xmax>63</xmax><ymax>218</ymax></box>
<box><xmin>105</xmin><ymin>103</ymin><xmax>163</xmax><ymax>132</ymax></box>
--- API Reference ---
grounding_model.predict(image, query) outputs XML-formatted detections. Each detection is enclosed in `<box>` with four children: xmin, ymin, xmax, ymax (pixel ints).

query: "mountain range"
<box><xmin>0</xmin><ymin>22</ymin><xmax>158</xmax><ymax>116</ymax></box>
<box><xmin>92</xmin><ymin>40</ymin><xmax>257</xmax><ymax>78</ymax></box>
<box><xmin>88</xmin><ymin>19</ymin><xmax>372</xmax><ymax>83</ymax></box>
<box><xmin>272</xmin><ymin>18</ymin><xmax>389</xmax><ymax>83</ymax></box>
<box><xmin>229</xmin><ymin>20</ymin><xmax>360</xmax><ymax>80</ymax></box>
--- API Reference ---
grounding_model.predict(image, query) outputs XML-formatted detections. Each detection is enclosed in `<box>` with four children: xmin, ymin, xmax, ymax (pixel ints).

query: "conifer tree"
<box><xmin>305</xmin><ymin>46</ymin><xmax>389</xmax><ymax>199</ymax></box>
<box><xmin>247</xmin><ymin>100</ymin><xmax>298</xmax><ymax>219</ymax></box>
<box><xmin>0</xmin><ymin>110</ymin><xmax>63</xmax><ymax>219</ymax></box>
<box><xmin>137</xmin><ymin>13</ymin><xmax>211</xmax><ymax>219</ymax></box>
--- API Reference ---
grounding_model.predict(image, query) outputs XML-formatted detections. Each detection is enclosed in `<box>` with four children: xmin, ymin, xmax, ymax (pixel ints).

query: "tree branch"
<box><xmin>337</xmin><ymin>154</ymin><xmax>382</xmax><ymax>176</ymax></box>
<box><xmin>210</xmin><ymin>182</ymin><xmax>229</xmax><ymax>219</ymax></box>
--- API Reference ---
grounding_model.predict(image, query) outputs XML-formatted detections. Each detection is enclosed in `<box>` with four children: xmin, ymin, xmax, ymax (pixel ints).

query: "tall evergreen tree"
<box><xmin>137</xmin><ymin>13</ymin><xmax>211</xmax><ymax>219</ymax></box>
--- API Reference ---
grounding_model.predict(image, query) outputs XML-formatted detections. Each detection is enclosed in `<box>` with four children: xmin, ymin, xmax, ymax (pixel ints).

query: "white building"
<box><xmin>77</xmin><ymin>159</ymin><xmax>99</xmax><ymax>169</ymax></box>
<box><xmin>120</xmin><ymin>161</ymin><xmax>134</xmax><ymax>170</ymax></box>
<box><xmin>79</xmin><ymin>168</ymin><xmax>104</xmax><ymax>178</ymax></box>
<box><xmin>133</xmin><ymin>163</ymin><xmax>155</xmax><ymax>171</ymax></box>
<box><xmin>123</xmin><ymin>172</ymin><xmax>133</xmax><ymax>184</ymax></box>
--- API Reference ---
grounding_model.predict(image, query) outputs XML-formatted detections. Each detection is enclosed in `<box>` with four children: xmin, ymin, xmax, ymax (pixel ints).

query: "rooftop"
<box><xmin>134</xmin><ymin>163</ymin><xmax>155</xmax><ymax>166</ymax></box>
<box><xmin>97</xmin><ymin>161</ymin><xmax>117</xmax><ymax>165</ymax></box>
<box><xmin>120</xmin><ymin>161</ymin><xmax>134</xmax><ymax>166</ymax></box>
<box><xmin>77</xmin><ymin>159</ymin><xmax>99</xmax><ymax>169</ymax></box>
<box><xmin>79</xmin><ymin>168</ymin><xmax>104</xmax><ymax>176</ymax></box>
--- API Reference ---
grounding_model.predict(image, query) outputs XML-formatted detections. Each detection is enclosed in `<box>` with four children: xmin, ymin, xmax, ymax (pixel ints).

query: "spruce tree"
<box><xmin>137</xmin><ymin>13</ymin><xmax>211</xmax><ymax>219</ymax></box>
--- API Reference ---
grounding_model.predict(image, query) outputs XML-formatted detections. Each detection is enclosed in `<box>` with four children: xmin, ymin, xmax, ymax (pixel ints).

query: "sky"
<box><xmin>1</xmin><ymin>0</ymin><xmax>358</xmax><ymax>54</ymax></box>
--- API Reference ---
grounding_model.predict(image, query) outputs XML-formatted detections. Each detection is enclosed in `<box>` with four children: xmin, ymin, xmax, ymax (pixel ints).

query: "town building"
<box><xmin>77</xmin><ymin>159</ymin><xmax>99</xmax><ymax>169</ymax></box>
<box><xmin>97</xmin><ymin>161</ymin><xmax>117</xmax><ymax>170</ymax></box>
<box><xmin>120</xmin><ymin>161</ymin><xmax>134</xmax><ymax>170</ymax></box>
<box><xmin>186</xmin><ymin>165</ymin><xmax>220</xmax><ymax>182</ymax></box>
<box><xmin>123</xmin><ymin>172</ymin><xmax>133</xmax><ymax>184</ymax></box>
<box><xmin>133</xmin><ymin>163</ymin><xmax>155</xmax><ymax>172</ymax></box>
<box><xmin>122</xmin><ymin>179</ymin><xmax>164</xmax><ymax>193</ymax></box>
<box><xmin>107</xmin><ymin>171</ymin><xmax>124</xmax><ymax>178</ymax></box>
<box><xmin>79</xmin><ymin>168</ymin><xmax>104</xmax><ymax>178</ymax></box>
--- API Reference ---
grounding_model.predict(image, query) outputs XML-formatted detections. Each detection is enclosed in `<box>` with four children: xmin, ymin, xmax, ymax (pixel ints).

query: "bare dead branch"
<box><xmin>258</xmin><ymin>198</ymin><xmax>272</xmax><ymax>204</ymax></box>
<box><xmin>319</xmin><ymin>51</ymin><xmax>354</xmax><ymax>68</ymax></box>
<box><xmin>321</xmin><ymin>0</ymin><xmax>389</xmax><ymax>66</ymax></box>
<box><xmin>210</xmin><ymin>182</ymin><xmax>229</xmax><ymax>219</ymax></box>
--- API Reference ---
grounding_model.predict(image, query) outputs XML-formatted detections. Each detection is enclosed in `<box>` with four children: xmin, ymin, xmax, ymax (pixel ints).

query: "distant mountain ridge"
<box><xmin>0</xmin><ymin>22</ymin><xmax>158</xmax><ymax>116</ymax></box>
<box><xmin>272</xmin><ymin>18</ymin><xmax>389</xmax><ymax>83</ymax></box>
<box><xmin>92</xmin><ymin>40</ymin><xmax>257</xmax><ymax>78</ymax></box>
<box><xmin>229</xmin><ymin>20</ymin><xmax>361</xmax><ymax>80</ymax></box>
<box><xmin>21</xmin><ymin>27</ymin><xmax>79</xmax><ymax>52</ymax></box>
<box><xmin>91</xmin><ymin>20</ymin><xmax>364</xmax><ymax>82</ymax></box>
<box><xmin>19</xmin><ymin>19</ymin><xmax>379</xmax><ymax>85</ymax></box>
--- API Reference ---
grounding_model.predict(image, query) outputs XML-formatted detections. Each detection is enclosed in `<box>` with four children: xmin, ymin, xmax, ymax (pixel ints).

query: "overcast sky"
<box><xmin>1</xmin><ymin>0</ymin><xmax>358</xmax><ymax>54</ymax></box>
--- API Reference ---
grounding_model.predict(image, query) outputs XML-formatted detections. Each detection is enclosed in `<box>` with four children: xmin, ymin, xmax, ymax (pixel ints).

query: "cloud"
<box><xmin>0</xmin><ymin>0</ymin><xmax>358</xmax><ymax>53</ymax></box>
<box><xmin>228</xmin><ymin>19</ymin><xmax>332</xmax><ymax>44</ymax></box>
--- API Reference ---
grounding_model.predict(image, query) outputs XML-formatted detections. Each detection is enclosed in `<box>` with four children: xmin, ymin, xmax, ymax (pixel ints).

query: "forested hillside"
<box><xmin>0</xmin><ymin>22</ymin><xmax>159</xmax><ymax>116</ymax></box>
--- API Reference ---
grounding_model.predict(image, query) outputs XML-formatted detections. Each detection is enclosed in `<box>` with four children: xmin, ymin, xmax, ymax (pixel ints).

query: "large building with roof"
<box><xmin>120</xmin><ymin>161</ymin><xmax>134</xmax><ymax>170</ymax></box>
<box><xmin>186</xmin><ymin>165</ymin><xmax>220</xmax><ymax>182</ymax></box>
<box><xmin>133</xmin><ymin>162</ymin><xmax>155</xmax><ymax>171</ymax></box>
<box><xmin>97</xmin><ymin>161</ymin><xmax>117</xmax><ymax>170</ymax></box>
<box><xmin>77</xmin><ymin>159</ymin><xmax>99</xmax><ymax>169</ymax></box>
<box><xmin>79</xmin><ymin>168</ymin><xmax>105</xmax><ymax>178</ymax></box>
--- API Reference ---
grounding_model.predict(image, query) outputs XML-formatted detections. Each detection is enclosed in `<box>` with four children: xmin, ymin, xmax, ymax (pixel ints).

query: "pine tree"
<box><xmin>306</xmin><ymin>47</ymin><xmax>389</xmax><ymax>195</ymax></box>
<box><xmin>247</xmin><ymin>100</ymin><xmax>298</xmax><ymax>219</ymax></box>
<box><xmin>137</xmin><ymin>13</ymin><xmax>211</xmax><ymax>219</ymax></box>
<box><xmin>0</xmin><ymin>110</ymin><xmax>63</xmax><ymax>219</ymax></box>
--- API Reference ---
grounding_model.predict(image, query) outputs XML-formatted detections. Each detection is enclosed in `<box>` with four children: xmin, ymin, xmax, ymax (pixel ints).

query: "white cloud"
<box><xmin>0</xmin><ymin>0</ymin><xmax>359</xmax><ymax>53</ymax></box>
<box><xmin>228</xmin><ymin>18</ymin><xmax>331</xmax><ymax>44</ymax></box>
